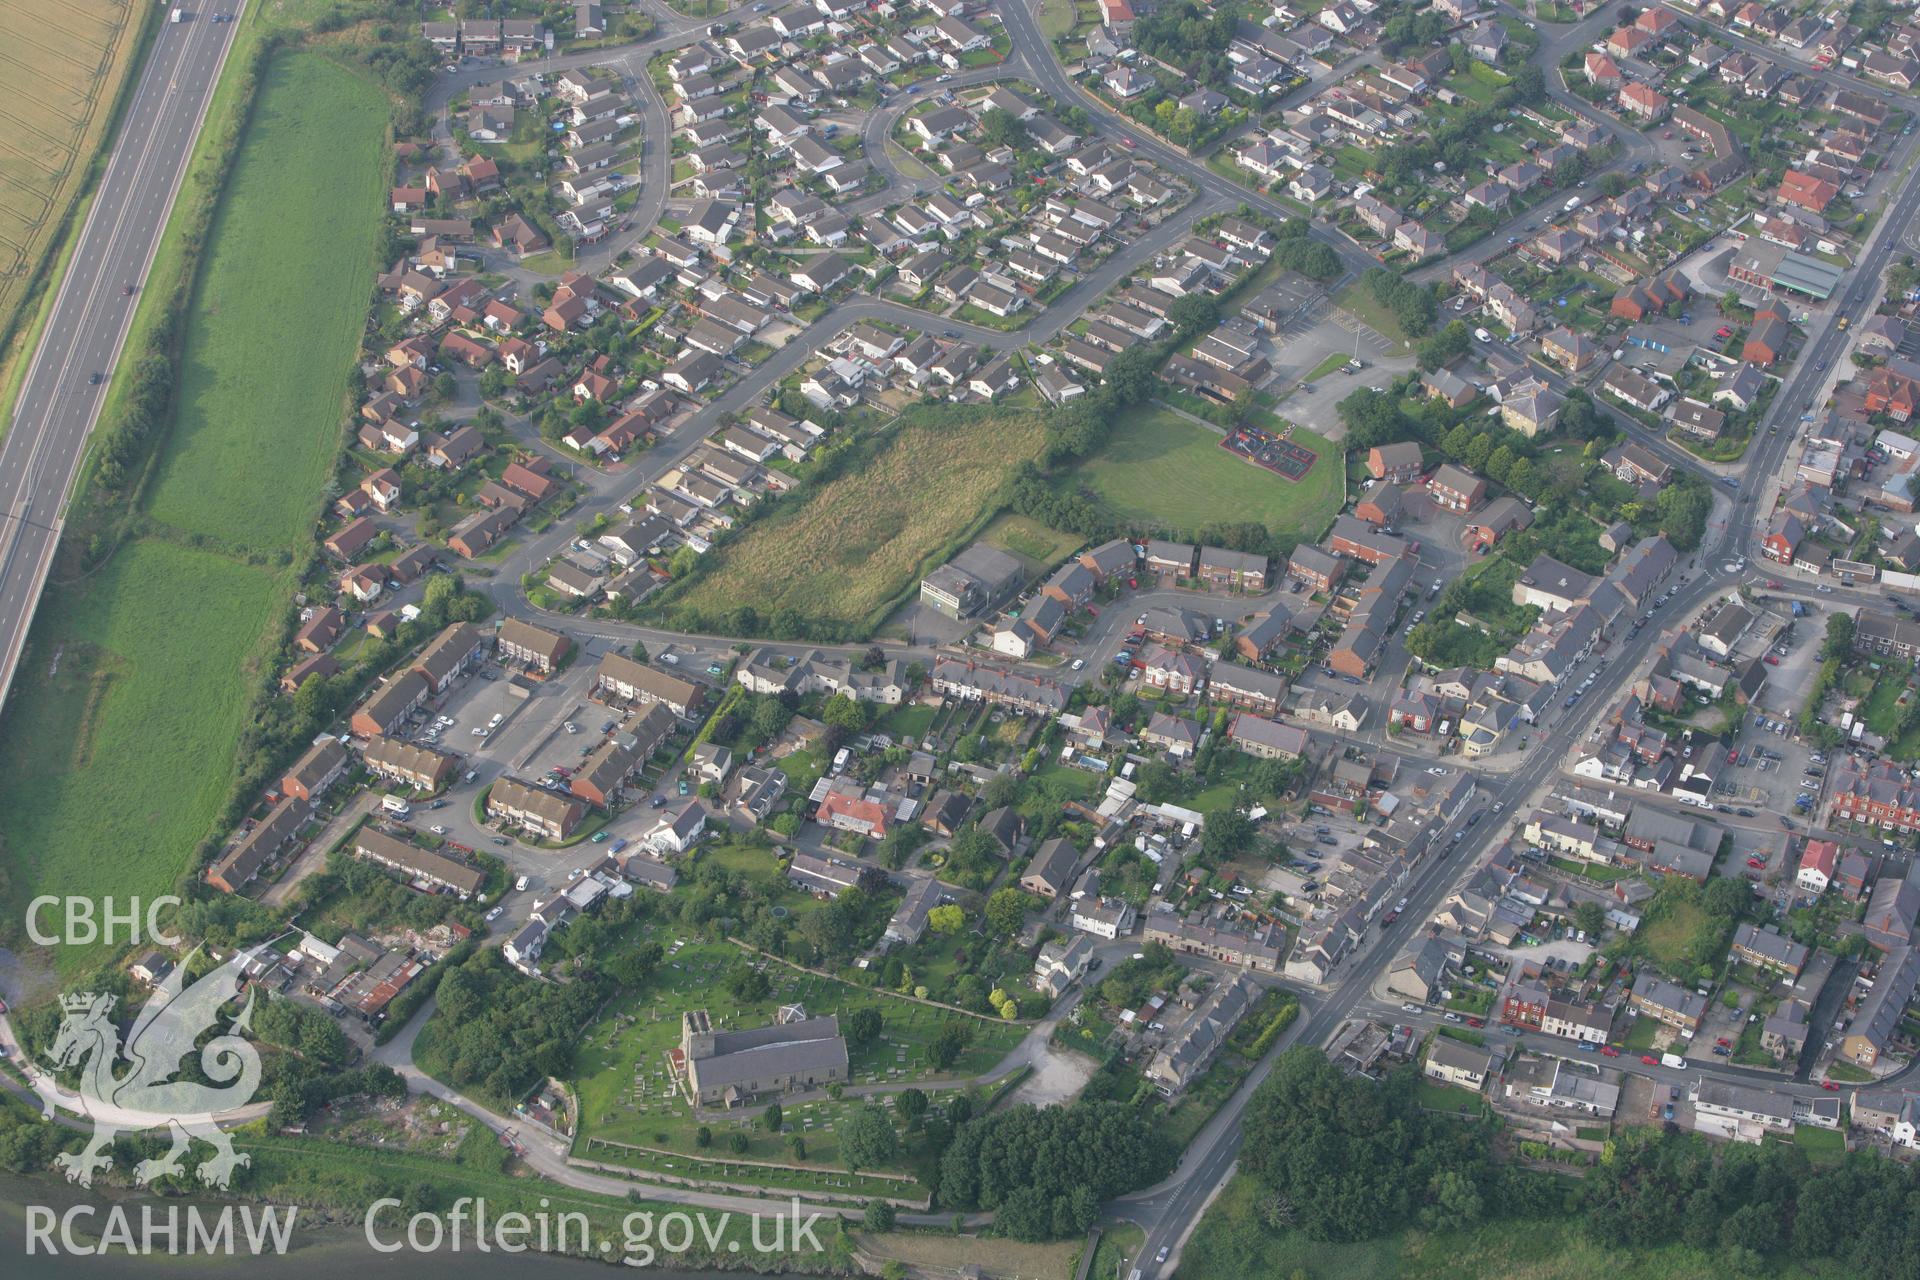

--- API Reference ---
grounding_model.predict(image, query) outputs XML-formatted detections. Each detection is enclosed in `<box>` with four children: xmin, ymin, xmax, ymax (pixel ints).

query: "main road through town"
<box><xmin>0</xmin><ymin>3</ymin><xmax>247</xmax><ymax>717</ymax></box>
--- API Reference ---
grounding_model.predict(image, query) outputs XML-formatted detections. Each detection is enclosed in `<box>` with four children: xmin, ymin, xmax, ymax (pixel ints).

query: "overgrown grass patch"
<box><xmin>658</xmin><ymin>405</ymin><xmax>1049</xmax><ymax>635</ymax></box>
<box><xmin>143</xmin><ymin>53</ymin><xmax>389</xmax><ymax>550</ymax></box>
<box><xmin>0</xmin><ymin>542</ymin><xmax>280</xmax><ymax>956</ymax></box>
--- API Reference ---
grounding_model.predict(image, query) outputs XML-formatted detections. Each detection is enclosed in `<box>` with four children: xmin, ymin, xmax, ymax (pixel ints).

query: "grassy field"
<box><xmin>859</xmin><ymin>1229</ymin><xmax>1082</xmax><ymax>1280</ymax></box>
<box><xmin>0</xmin><ymin>542</ymin><xmax>279</xmax><ymax>931</ymax></box>
<box><xmin>0</xmin><ymin>0</ymin><xmax>148</xmax><ymax>394</ymax></box>
<box><xmin>1636</xmin><ymin>896</ymin><xmax>1710</xmax><ymax>975</ymax></box>
<box><xmin>665</xmin><ymin>406</ymin><xmax>1049</xmax><ymax>632</ymax></box>
<box><xmin>1068</xmin><ymin>405</ymin><xmax>1343</xmax><ymax>543</ymax></box>
<box><xmin>1332</xmin><ymin>282</ymin><xmax>1416</xmax><ymax>354</ymax></box>
<box><xmin>979</xmin><ymin>510</ymin><xmax>1082</xmax><ymax>570</ymax></box>
<box><xmin>143</xmin><ymin>53</ymin><xmax>387</xmax><ymax>550</ymax></box>
<box><xmin>1178</xmin><ymin>1174</ymin><xmax>1849</xmax><ymax>1280</ymax></box>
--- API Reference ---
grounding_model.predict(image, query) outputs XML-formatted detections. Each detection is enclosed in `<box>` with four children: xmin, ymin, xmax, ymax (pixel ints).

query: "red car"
<box><xmin>1716</xmin><ymin>1037</ymin><xmax>1732</xmax><ymax>1048</ymax></box>
<box><xmin>1642</xmin><ymin>1054</ymin><xmax>1659</xmax><ymax>1066</ymax></box>
<box><xmin>1729</xmin><ymin>750</ymin><xmax>1739</xmax><ymax>764</ymax></box>
<box><xmin>1822</xmin><ymin>1080</ymin><xmax>1841</xmax><ymax>1092</ymax></box>
<box><xmin>1128</xmin><ymin>577</ymin><xmax>1138</xmax><ymax>589</ymax></box>
<box><xmin>1765</xmin><ymin>654</ymin><xmax>1780</xmax><ymax>666</ymax></box>
<box><xmin>1715</xmin><ymin>326</ymin><xmax>1732</xmax><ymax>339</ymax></box>
<box><xmin>1746</xmin><ymin>857</ymin><xmax>1766</xmax><ymax>869</ymax></box>
<box><xmin>1601</xmin><ymin>1045</ymin><xmax>1620</xmax><ymax>1057</ymax></box>
<box><xmin>1767</xmin><ymin>579</ymin><xmax>1784</xmax><ymax>588</ymax></box>
<box><xmin>1466</xmin><ymin>1017</ymin><xmax>1485</xmax><ymax>1028</ymax></box>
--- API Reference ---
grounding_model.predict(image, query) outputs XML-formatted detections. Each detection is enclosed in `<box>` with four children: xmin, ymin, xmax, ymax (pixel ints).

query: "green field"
<box><xmin>663</xmin><ymin>406</ymin><xmax>1049</xmax><ymax>633</ymax></box>
<box><xmin>1178</xmin><ymin>1174</ymin><xmax>1847</xmax><ymax>1280</ymax></box>
<box><xmin>978</xmin><ymin>510</ymin><xmax>1082</xmax><ymax>569</ymax></box>
<box><xmin>1069</xmin><ymin>405</ymin><xmax>1342</xmax><ymax>542</ymax></box>
<box><xmin>0</xmin><ymin>542</ymin><xmax>279</xmax><ymax>933</ymax></box>
<box><xmin>143</xmin><ymin>53</ymin><xmax>388</xmax><ymax>550</ymax></box>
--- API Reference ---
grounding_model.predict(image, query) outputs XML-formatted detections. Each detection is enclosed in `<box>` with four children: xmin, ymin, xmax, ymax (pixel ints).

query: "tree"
<box><xmin>631</xmin><ymin>641</ymin><xmax>649</xmax><ymax>663</ymax></box>
<box><xmin>1505</xmin><ymin>456</ymin><xmax>1535</xmax><ymax>494</ymax></box>
<box><xmin>845</xmin><ymin>1006</ymin><xmax>883</xmax><ymax>1049</ymax></box>
<box><xmin>726</xmin><ymin>964</ymin><xmax>771</xmax><ymax>1002</ymax></box>
<box><xmin>986</xmin><ymin>887</ymin><xmax>1031</xmax><ymax>936</ymax></box>
<box><xmin>1654</xmin><ymin>482</ymin><xmax>1712</xmax><ymax>552</ymax></box>
<box><xmin>897</xmin><ymin>1088</ymin><xmax>929</xmax><ymax>1129</ymax></box>
<box><xmin>823</xmin><ymin>693</ymin><xmax>869</xmax><ymax>732</ymax></box>
<box><xmin>979</xmin><ymin>107</ymin><xmax>1027</xmax><ymax>149</ymax></box>
<box><xmin>1168</xmin><ymin>293</ymin><xmax>1220</xmax><ymax>340</ymax></box>
<box><xmin>929</xmin><ymin>1019</ymin><xmax>970</xmax><ymax>1070</ymax></box>
<box><xmin>1822</xmin><ymin>612</ymin><xmax>1856</xmax><ymax>661</ymax></box>
<box><xmin>927</xmin><ymin>904</ymin><xmax>966</xmax><ymax>934</ymax></box>
<box><xmin>696</xmin><ymin>1126</ymin><xmax>713</xmax><ymax>1148</ymax></box>
<box><xmin>1572</xmin><ymin>901</ymin><xmax>1607</xmax><ymax>937</ymax></box>
<box><xmin>1484</xmin><ymin>443</ymin><xmax>1516</xmax><ymax>486</ymax></box>
<box><xmin>841</xmin><ymin>1104</ymin><xmax>899</xmax><ymax>1172</ymax></box>
<box><xmin>1202</xmin><ymin>807</ymin><xmax>1256</xmax><ymax>863</ymax></box>
<box><xmin>1415</xmin><ymin>320</ymin><xmax>1471</xmax><ymax>373</ymax></box>
<box><xmin>863</xmin><ymin>1198</ymin><xmax>898</xmax><ymax>1232</ymax></box>
<box><xmin>729</xmin><ymin>1131</ymin><xmax>750</xmax><ymax>1154</ymax></box>
<box><xmin>762</xmin><ymin>1102</ymin><xmax>783</xmax><ymax>1133</ymax></box>
<box><xmin>1463</xmin><ymin>432</ymin><xmax>1494</xmax><ymax>471</ymax></box>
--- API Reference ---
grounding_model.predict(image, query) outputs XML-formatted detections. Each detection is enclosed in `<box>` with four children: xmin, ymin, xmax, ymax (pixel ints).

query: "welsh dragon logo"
<box><xmin>36</xmin><ymin>947</ymin><xmax>264</xmax><ymax>1189</ymax></box>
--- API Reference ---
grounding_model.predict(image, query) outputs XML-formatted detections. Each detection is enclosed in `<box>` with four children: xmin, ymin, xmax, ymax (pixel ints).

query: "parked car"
<box><xmin>1641</xmin><ymin>1054</ymin><xmax>1659</xmax><ymax>1065</ymax></box>
<box><xmin>1601</xmin><ymin>1045</ymin><xmax>1620</xmax><ymax>1057</ymax></box>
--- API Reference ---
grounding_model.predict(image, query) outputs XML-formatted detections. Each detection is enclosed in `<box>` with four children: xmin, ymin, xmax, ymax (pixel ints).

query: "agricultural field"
<box><xmin>571</xmin><ymin>934</ymin><xmax>1025</xmax><ymax>1189</ymax></box>
<box><xmin>664</xmin><ymin>407</ymin><xmax>1049</xmax><ymax>633</ymax></box>
<box><xmin>0</xmin><ymin>541</ymin><xmax>280</xmax><ymax>948</ymax></box>
<box><xmin>143</xmin><ymin>52</ymin><xmax>388</xmax><ymax>550</ymax></box>
<box><xmin>0</xmin><ymin>0</ymin><xmax>147</xmax><ymax>387</ymax></box>
<box><xmin>1069</xmin><ymin>405</ymin><xmax>1342</xmax><ymax>543</ymax></box>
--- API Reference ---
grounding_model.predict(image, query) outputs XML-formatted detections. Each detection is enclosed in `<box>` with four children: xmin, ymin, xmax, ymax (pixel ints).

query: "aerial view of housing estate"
<box><xmin>10</xmin><ymin>0</ymin><xmax>1920</xmax><ymax>1275</ymax></box>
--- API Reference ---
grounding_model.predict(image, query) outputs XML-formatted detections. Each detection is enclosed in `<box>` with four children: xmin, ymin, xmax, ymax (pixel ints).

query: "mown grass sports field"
<box><xmin>1067</xmin><ymin>404</ymin><xmax>1343</xmax><ymax>542</ymax></box>
<box><xmin>660</xmin><ymin>406</ymin><xmax>1049</xmax><ymax>633</ymax></box>
<box><xmin>0</xmin><ymin>51</ymin><xmax>387</xmax><ymax>962</ymax></box>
